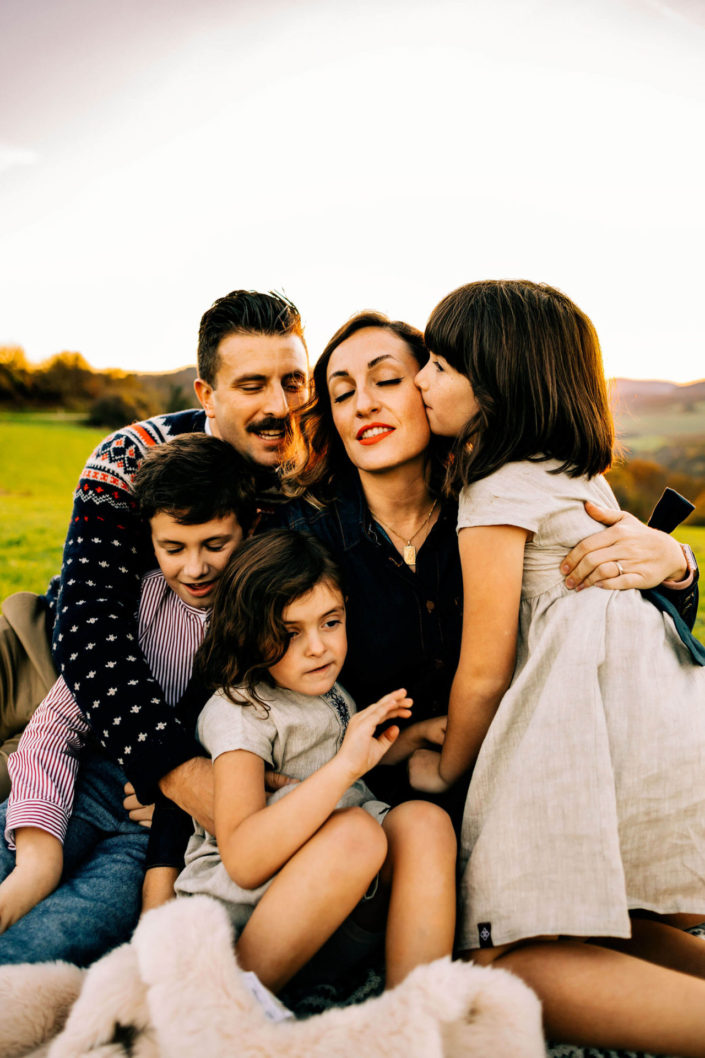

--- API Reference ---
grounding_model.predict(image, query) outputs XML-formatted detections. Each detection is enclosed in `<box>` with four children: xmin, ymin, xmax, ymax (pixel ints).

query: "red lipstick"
<box><xmin>356</xmin><ymin>422</ymin><xmax>395</xmax><ymax>445</ymax></box>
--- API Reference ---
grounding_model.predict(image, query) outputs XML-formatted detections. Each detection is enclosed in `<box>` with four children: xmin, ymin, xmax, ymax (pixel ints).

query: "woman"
<box><xmin>277</xmin><ymin>310</ymin><xmax>695</xmax><ymax>813</ymax></box>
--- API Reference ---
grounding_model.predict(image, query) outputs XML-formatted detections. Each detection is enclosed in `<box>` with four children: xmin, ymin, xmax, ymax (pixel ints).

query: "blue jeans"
<box><xmin>0</xmin><ymin>749</ymin><xmax>149</xmax><ymax>966</ymax></box>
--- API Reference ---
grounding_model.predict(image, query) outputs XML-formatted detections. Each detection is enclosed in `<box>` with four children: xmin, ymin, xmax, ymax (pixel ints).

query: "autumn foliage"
<box><xmin>0</xmin><ymin>347</ymin><xmax>193</xmax><ymax>427</ymax></box>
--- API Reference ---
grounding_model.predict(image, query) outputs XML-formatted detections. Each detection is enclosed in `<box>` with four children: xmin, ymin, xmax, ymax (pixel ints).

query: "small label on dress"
<box><xmin>478</xmin><ymin>922</ymin><xmax>493</xmax><ymax>948</ymax></box>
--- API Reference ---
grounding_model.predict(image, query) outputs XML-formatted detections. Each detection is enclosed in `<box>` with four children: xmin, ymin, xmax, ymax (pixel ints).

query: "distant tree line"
<box><xmin>607</xmin><ymin>457</ymin><xmax>705</xmax><ymax>526</ymax></box>
<box><xmin>0</xmin><ymin>347</ymin><xmax>194</xmax><ymax>427</ymax></box>
<box><xmin>3</xmin><ymin>347</ymin><xmax>704</xmax><ymax>524</ymax></box>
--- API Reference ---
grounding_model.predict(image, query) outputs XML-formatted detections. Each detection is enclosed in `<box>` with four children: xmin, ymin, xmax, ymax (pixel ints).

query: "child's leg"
<box><xmin>141</xmin><ymin>866</ymin><xmax>178</xmax><ymax>913</ymax></box>
<box><xmin>235</xmin><ymin>806</ymin><xmax>387</xmax><ymax>993</ymax></box>
<box><xmin>596</xmin><ymin>913</ymin><xmax>705</xmax><ymax>979</ymax></box>
<box><xmin>469</xmin><ymin>936</ymin><xmax>705</xmax><ymax>1057</ymax></box>
<box><xmin>380</xmin><ymin>800</ymin><xmax>456</xmax><ymax>989</ymax></box>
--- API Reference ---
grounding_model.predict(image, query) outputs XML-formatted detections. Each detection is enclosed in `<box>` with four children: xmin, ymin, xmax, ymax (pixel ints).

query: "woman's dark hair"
<box><xmin>196</xmin><ymin>529</ymin><xmax>343</xmax><ymax>706</ymax></box>
<box><xmin>132</xmin><ymin>434</ymin><xmax>256</xmax><ymax>533</ymax></box>
<box><xmin>281</xmin><ymin>310</ymin><xmax>449</xmax><ymax>500</ymax></box>
<box><xmin>424</xmin><ymin>280</ymin><xmax>614</xmax><ymax>492</ymax></box>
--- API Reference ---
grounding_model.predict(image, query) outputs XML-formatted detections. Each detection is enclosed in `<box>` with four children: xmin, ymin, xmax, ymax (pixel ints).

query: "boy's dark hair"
<box><xmin>424</xmin><ymin>280</ymin><xmax>614</xmax><ymax>492</ymax></box>
<box><xmin>196</xmin><ymin>529</ymin><xmax>343</xmax><ymax>706</ymax></box>
<box><xmin>281</xmin><ymin>310</ymin><xmax>450</xmax><ymax>500</ymax></box>
<box><xmin>197</xmin><ymin>290</ymin><xmax>307</xmax><ymax>386</ymax></box>
<box><xmin>132</xmin><ymin>434</ymin><xmax>256</xmax><ymax>533</ymax></box>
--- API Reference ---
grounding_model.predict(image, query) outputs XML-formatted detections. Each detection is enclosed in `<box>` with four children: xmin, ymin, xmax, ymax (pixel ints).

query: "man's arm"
<box><xmin>51</xmin><ymin>415</ymin><xmax>205</xmax><ymax>803</ymax></box>
<box><xmin>159</xmin><ymin>757</ymin><xmax>215</xmax><ymax>835</ymax></box>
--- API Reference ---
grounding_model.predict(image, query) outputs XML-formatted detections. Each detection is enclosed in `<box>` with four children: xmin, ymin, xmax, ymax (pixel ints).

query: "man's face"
<box><xmin>194</xmin><ymin>332</ymin><xmax>309</xmax><ymax>466</ymax></box>
<box><xmin>150</xmin><ymin>510</ymin><xmax>242</xmax><ymax>610</ymax></box>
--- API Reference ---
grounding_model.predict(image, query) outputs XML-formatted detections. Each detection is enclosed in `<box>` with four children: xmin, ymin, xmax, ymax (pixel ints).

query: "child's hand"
<box><xmin>337</xmin><ymin>689</ymin><xmax>413</xmax><ymax>781</ymax></box>
<box><xmin>408</xmin><ymin>747</ymin><xmax>452</xmax><ymax>794</ymax></box>
<box><xmin>377</xmin><ymin>713</ymin><xmax>448</xmax><ymax>766</ymax></box>
<box><xmin>123</xmin><ymin>782</ymin><xmax>155</xmax><ymax>827</ymax></box>
<box><xmin>415</xmin><ymin>715</ymin><xmax>447</xmax><ymax>748</ymax></box>
<box><xmin>264</xmin><ymin>769</ymin><xmax>299</xmax><ymax>793</ymax></box>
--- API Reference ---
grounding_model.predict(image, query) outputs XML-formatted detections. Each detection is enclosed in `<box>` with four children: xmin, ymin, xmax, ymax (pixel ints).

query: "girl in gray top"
<box><xmin>175</xmin><ymin>529</ymin><xmax>457</xmax><ymax>995</ymax></box>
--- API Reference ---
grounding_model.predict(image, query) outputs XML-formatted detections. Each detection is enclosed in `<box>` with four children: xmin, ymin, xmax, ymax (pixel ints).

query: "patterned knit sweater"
<box><xmin>48</xmin><ymin>409</ymin><xmax>210</xmax><ymax>803</ymax></box>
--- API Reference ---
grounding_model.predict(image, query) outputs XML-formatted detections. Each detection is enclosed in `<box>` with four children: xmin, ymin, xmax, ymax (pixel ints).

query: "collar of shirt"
<box><xmin>322</xmin><ymin>470</ymin><xmax>456</xmax><ymax>554</ymax></box>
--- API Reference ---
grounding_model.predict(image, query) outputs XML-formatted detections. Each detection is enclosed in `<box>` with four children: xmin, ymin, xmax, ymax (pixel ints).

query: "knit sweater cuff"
<box><xmin>127</xmin><ymin>734</ymin><xmax>206</xmax><ymax>806</ymax></box>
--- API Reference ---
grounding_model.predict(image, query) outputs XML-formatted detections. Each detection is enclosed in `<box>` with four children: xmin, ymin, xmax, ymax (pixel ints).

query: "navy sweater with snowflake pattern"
<box><xmin>48</xmin><ymin>409</ymin><xmax>210</xmax><ymax>803</ymax></box>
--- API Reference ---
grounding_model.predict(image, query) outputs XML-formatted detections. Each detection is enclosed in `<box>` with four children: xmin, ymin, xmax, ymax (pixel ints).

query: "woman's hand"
<box><xmin>408</xmin><ymin>747</ymin><xmax>451</xmax><ymax>794</ymax></box>
<box><xmin>561</xmin><ymin>502</ymin><xmax>687</xmax><ymax>591</ymax></box>
<box><xmin>337</xmin><ymin>690</ymin><xmax>413</xmax><ymax>781</ymax></box>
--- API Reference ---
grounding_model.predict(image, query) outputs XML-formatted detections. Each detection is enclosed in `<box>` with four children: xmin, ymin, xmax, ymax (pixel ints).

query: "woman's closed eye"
<box><xmin>332</xmin><ymin>376</ymin><xmax>403</xmax><ymax>404</ymax></box>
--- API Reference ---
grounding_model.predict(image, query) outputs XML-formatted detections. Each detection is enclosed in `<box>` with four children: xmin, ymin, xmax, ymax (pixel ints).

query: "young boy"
<box><xmin>0</xmin><ymin>434</ymin><xmax>254</xmax><ymax>963</ymax></box>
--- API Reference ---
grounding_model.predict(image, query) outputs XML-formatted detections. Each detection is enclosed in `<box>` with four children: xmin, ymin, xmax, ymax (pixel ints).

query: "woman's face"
<box><xmin>326</xmin><ymin>327</ymin><xmax>431</xmax><ymax>474</ymax></box>
<box><xmin>415</xmin><ymin>352</ymin><xmax>478</xmax><ymax>437</ymax></box>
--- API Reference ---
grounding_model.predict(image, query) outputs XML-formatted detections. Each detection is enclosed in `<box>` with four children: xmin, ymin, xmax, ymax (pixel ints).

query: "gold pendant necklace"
<box><xmin>369</xmin><ymin>499</ymin><xmax>438</xmax><ymax>567</ymax></box>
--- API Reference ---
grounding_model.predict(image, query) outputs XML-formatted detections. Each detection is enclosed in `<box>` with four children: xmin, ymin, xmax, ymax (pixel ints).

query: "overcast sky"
<box><xmin>1</xmin><ymin>0</ymin><xmax>703</xmax><ymax>382</ymax></box>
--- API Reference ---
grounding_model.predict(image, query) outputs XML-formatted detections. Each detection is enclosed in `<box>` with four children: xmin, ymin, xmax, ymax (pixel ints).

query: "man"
<box><xmin>45</xmin><ymin>290</ymin><xmax>308</xmax><ymax>834</ymax></box>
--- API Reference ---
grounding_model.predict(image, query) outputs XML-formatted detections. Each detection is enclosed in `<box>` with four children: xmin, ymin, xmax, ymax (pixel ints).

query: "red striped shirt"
<box><xmin>6</xmin><ymin>570</ymin><xmax>208</xmax><ymax>848</ymax></box>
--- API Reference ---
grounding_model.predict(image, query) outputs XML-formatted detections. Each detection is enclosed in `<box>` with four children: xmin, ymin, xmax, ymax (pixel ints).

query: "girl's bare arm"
<box><xmin>410</xmin><ymin>525</ymin><xmax>527</xmax><ymax>794</ymax></box>
<box><xmin>215</xmin><ymin>692</ymin><xmax>411</xmax><ymax>890</ymax></box>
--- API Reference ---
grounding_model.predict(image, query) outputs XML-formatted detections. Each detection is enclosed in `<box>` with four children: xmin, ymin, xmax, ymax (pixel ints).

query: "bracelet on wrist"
<box><xmin>661</xmin><ymin>544</ymin><xmax>698</xmax><ymax>590</ymax></box>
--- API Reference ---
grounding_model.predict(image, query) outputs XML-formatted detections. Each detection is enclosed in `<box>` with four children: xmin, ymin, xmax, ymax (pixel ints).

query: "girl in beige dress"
<box><xmin>412</xmin><ymin>279</ymin><xmax>705</xmax><ymax>1057</ymax></box>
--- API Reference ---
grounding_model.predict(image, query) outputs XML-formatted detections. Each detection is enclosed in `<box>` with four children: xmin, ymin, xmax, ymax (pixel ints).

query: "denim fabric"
<box><xmin>0</xmin><ymin>749</ymin><xmax>148</xmax><ymax>966</ymax></box>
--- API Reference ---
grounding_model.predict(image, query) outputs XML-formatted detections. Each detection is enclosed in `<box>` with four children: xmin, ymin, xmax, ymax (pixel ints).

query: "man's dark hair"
<box><xmin>132</xmin><ymin>434</ymin><xmax>256</xmax><ymax>533</ymax></box>
<box><xmin>197</xmin><ymin>290</ymin><xmax>306</xmax><ymax>385</ymax></box>
<box><xmin>197</xmin><ymin>529</ymin><xmax>342</xmax><ymax>706</ymax></box>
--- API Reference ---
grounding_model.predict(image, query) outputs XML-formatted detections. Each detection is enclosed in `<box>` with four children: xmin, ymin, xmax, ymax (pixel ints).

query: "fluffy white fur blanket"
<box><xmin>0</xmin><ymin>895</ymin><xmax>544</xmax><ymax>1058</ymax></box>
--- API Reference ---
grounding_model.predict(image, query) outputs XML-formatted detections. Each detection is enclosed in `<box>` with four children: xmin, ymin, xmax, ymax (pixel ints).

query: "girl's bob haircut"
<box><xmin>196</xmin><ymin>529</ymin><xmax>343</xmax><ymax>706</ymax></box>
<box><xmin>424</xmin><ymin>280</ymin><xmax>614</xmax><ymax>492</ymax></box>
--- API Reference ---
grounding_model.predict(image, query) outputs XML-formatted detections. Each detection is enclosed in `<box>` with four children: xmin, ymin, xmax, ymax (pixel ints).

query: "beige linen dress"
<box><xmin>457</xmin><ymin>459</ymin><xmax>705</xmax><ymax>951</ymax></box>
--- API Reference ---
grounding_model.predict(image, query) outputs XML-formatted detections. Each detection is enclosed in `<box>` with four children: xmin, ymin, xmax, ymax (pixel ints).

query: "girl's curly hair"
<box><xmin>196</xmin><ymin>529</ymin><xmax>343</xmax><ymax>707</ymax></box>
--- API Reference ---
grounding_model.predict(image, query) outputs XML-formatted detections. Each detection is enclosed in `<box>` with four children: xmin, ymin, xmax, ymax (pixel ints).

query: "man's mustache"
<box><xmin>246</xmin><ymin>416</ymin><xmax>288</xmax><ymax>435</ymax></box>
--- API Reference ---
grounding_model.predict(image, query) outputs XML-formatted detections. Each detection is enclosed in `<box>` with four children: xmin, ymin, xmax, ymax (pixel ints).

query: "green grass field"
<box><xmin>0</xmin><ymin>414</ymin><xmax>107</xmax><ymax>595</ymax></box>
<box><xmin>1</xmin><ymin>412</ymin><xmax>704</xmax><ymax>641</ymax></box>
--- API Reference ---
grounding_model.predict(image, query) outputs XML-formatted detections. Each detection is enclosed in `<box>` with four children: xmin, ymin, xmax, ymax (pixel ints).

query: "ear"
<box><xmin>194</xmin><ymin>377</ymin><xmax>215</xmax><ymax>418</ymax></box>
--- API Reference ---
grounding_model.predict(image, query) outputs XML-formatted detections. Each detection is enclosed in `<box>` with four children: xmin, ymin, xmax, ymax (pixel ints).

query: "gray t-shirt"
<box><xmin>174</xmin><ymin>681</ymin><xmax>388</xmax><ymax>933</ymax></box>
